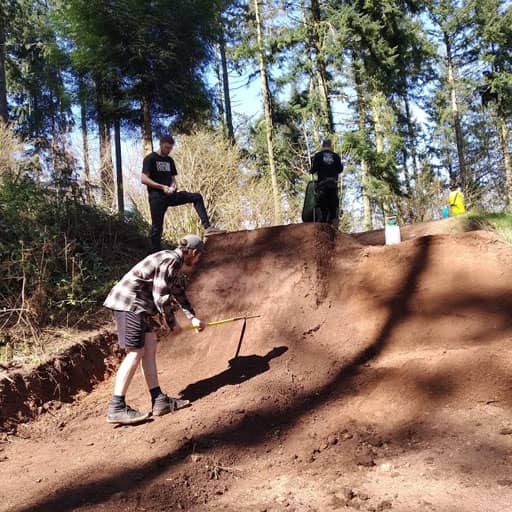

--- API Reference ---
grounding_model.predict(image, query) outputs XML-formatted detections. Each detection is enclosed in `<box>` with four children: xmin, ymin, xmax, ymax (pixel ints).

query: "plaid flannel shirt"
<box><xmin>103</xmin><ymin>249</ymin><xmax>195</xmax><ymax>329</ymax></box>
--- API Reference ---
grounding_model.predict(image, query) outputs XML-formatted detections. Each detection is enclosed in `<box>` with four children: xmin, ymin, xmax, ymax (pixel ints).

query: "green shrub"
<box><xmin>0</xmin><ymin>179</ymin><xmax>150</xmax><ymax>334</ymax></box>
<box><xmin>466</xmin><ymin>211</ymin><xmax>512</xmax><ymax>244</ymax></box>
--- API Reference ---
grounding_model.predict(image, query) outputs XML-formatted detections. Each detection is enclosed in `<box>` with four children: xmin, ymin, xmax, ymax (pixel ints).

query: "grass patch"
<box><xmin>466</xmin><ymin>211</ymin><xmax>512</xmax><ymax>244</ymax></box>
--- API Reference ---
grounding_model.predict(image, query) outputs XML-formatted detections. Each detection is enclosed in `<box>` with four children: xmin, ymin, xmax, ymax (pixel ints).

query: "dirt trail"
<box><xmin>2</xmin><ymin>221</ymin><xmax>512</xmax><ymax>512</ymax></box>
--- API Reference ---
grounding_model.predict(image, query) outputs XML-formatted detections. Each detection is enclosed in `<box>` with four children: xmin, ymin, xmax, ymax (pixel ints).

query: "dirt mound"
<box><xmin>0</xmin><ymin>332</ymin><xmax>121</xmax><ymax>432</ymax></box>
<box><xmin>352</xmin><ymin>215</ymin><xmax>477</xmax><ymax>245</ymax></box>
<box><xmin>2</xmin><ymin>222</ymin><xmax>512</xmax><ymax>512</ymax></box>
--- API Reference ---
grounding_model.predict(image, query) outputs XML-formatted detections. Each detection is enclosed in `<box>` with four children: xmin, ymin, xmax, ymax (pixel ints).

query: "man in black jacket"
<box><xmin>309</xmin><ymin>139</ymin><xmax>343</xmax><ymax>226</ymax></box>
<box><xmin>142</xmin><ymin>135</ymin><xmax>224</xmax><ymax>252</ymax></box>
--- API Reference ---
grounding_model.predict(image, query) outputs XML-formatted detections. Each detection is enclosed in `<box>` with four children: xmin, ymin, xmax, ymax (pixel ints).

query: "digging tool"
<box><xmin>232</xmin><ymin>317</ymin><xmax>247</xmax><ymax>360</ymax></box>
<box><xmin>184</xmin><ymin>315</ymin><xmax>261</xmax><ymax>368</ymax></box>
<box><xmin>183</xmin><ymin>315</ymin><xmax>261</xmax><ymax>331</ymax></box>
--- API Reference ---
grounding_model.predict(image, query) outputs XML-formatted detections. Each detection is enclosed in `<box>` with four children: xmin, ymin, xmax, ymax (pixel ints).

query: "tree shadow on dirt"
<box><xmin>179</xmin><ymin>346</ymin><xmax>288</xmax><ymax>402</ymax></box>
<box><xmin>344</xmin><ymin>235</ymin><xmax>432</xmax><ymax>366</ymax></box>
<box><xmin>16</xmin><ymin>237</ymin><xmax>434</xmax><ymax>512</ymax></box>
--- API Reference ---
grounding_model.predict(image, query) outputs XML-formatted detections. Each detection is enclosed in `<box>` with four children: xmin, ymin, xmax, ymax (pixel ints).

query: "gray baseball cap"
<box><xmin>180</xmin><ymin>234</ymin><xmax>206</xmax><ymax>253</ymax></box>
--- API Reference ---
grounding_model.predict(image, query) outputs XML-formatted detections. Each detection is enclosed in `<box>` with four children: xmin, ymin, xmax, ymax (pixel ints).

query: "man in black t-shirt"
<box><xmin>309</xmin><ymin>139</ymin><xmax>343</xmax><ymax>225</ymax></box>
<box><xmin>142</xmin><ymin>135</ymin><xmax>224</xmax><ymax>252</ymax></box>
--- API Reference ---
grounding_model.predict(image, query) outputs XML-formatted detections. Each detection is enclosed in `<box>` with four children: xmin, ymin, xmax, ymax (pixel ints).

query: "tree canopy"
<box><xmin>0</xmin><ymin>0</ymin><xmax>511</xmax><ymax>227</ymax></box>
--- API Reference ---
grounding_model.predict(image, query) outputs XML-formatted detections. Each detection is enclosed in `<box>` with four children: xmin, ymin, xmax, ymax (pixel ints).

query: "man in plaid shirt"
<box><xmin>104</xmin><ymin>234</ymin><xmax>207</xmax><ymax>425</ymax></box>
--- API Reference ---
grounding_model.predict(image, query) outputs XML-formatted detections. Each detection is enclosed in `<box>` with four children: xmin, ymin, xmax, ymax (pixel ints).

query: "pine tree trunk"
<box><xmin>301</xmin><ymin>2</ymin><xmax>321</xmax><ymax>146</ymax></box>
<box><xmin>401</xmin><ymin>145</ymin><xmax>414</xmax><ymax>221</ymax></box>
<box><xmin>57</xmin><ymin>97</ymin><xmax>72</xmax><ymax>189</ymax></box>
<box><xmin>498</xmin><ymin>112</ymin><xmax>512</xmax><ymax>208</ymax></box>
<box><xmin>403</xmin><ymin>94</ymin><xmax>420</xmax><ymax>222</ymax></box>
<box><xmin>51</xmin><ymin>113</ymin><xmax>60</xmax><ymax>186</ymax></box>
<box><xmin>78</xmin><ymin>76</ymin><xmax>92</xmax><ymax>203</ymax></box>
<box><xmin>444</xmin><ymin>31</ymin><xmax>468</xmax><ymax>191</ymax></box>
<box><xmin>370</xmin><ymin>89</ymin><xmax>391</xmax><ymax>217</ymax></box>
<box><xmin>310</xmin><ymin>0</ymin><xmax>333</xmax><ymax>135</ymax></box>
<box><xmin>361</xmin><ymin>157</ymin><xmax>372</xmax><ymax>230</ymax></box>
<box><xmin>254</xmin><ymin>0</ymin><xmax>281</xmax><ymax>225</ymax></box>
<box><xmin>353</xmin><ymin>54</ymin><xmax>372</xmax><ymax>230</ymax></box>
<box><xmin>114</xmin><ymin>117</ymin><xmax>124</xmax><ymax>215</ymax></box>
<box><xmin>404</xmin><ymin>94</ymin><xmax>419</xmax><ymax>184</ymax></box>
<box><xmin>219</xmin><ymin>32</ymin><xmax>235</xmax><ymax>143</ymax></box>
<box><xmin>98</xmin><ymin>101</ymin><xmax>114</xmax><ymax>208</ymax></box>
<box><xmin>142</xmin><ymin>95</ymin><xmax>153</xmax><ymax>156</ymax></box>
<box><xmin>214</xmin><ymin>46</ymin><xmax>226</xmax><ymax>133</ymax></box>
<box><xmin>308</xmin><ymin>77</ymin><xmax>321</xmax><ymax>147</ymax></box>
<box><xmin>370</xmin><ymin>90</ymin><xmax>385</xmax><ymax>154</ymax></box>
<box><xmin>101</xmin><ymin>121</ymin><xmax>114</xmax><ymax>208</ymax></box>
<box><xmin>0</xmin><ymin>16</ymin><xmax>7</xmax><ymax>123</ymax></box>
<box><xmin>338</xmin><ymin>168</ymin><xmax>344</xmax><ymax>220</ymax></box>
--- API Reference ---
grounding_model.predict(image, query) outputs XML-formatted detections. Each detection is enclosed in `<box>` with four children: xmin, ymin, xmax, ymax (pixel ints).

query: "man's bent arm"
<box><xmin>141</xmin><ymin>171</ymin><xmax>177</xmax><ymax>194</ymax></box>
<box><xmin>171</xmin><ymin>283</ymin><xmax>196</xmax><ymax>319</ymax></box>
<box><xmin>141</xmin><ymin>171</ymin><xmax>166</xmax><ymax>192</ymax></box>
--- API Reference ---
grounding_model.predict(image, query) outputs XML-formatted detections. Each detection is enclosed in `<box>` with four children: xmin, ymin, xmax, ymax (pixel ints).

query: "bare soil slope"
<box><xmin>2</xmin><ymin>221</ymin><xmax>512</xmax><ymax>512</ymax></box>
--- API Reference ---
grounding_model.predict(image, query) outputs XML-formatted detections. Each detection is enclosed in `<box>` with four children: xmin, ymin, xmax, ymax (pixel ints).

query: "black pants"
<box><xmin>315</xmin><ymin>181</ymin><xmax>339</xmax><ymax>224</ymax></box>
<box><xmin>149</xmin><ymin>191</ymin><xmax>210</xmax><ymax>252</ymax></box>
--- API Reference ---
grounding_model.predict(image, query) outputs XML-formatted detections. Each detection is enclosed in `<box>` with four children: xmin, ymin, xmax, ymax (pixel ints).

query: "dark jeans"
<box><xmin>315</xmin><ymin>180</ymin><xmax>339</xmax><ymax>224</ymax></box>
<box><xmin>149</xmin><ymin>191</ymin><xmax>210</xmax><ymax>252</ymax></box>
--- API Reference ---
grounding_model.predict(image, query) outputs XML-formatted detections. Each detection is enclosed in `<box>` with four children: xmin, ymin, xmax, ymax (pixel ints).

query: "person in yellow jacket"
<box><xmin>449</xmin><ymin>181</ymin><xmax>465</xmax><ymax>216</ymax></box>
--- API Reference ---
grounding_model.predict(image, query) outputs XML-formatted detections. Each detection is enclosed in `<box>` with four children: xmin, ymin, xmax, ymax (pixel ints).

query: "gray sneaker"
<box><xmin>204</xmin><ymin>225</ymin><xmax>226</xmax><ymax>236</ymax></box>
<box><xmin>152</xmin><ymin>394</ymin><xmax>191</xmax><ymax>417</ymax></box>
<box><xmin>106</xmin><ymin>405</ymin><xmax>150</xmax><ymax>425</ymax></box>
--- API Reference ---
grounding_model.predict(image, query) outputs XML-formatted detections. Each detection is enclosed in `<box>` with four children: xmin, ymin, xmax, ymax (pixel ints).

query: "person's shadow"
<box><xmin>179</xmin><ymin>346</ymin><xmax>288</xmax><ymax>402</ymax></box>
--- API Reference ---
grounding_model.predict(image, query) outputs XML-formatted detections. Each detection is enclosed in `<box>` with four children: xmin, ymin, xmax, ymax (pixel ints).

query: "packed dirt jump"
<box><xmin>2</xmin><ymin>220</ymin><xmax>512</xmax><ymax>512</ymax></box>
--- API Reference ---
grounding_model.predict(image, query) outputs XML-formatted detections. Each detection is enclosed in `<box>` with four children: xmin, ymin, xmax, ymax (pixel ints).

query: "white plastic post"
<box><xmin>384</xmin><ymin>216</ymin><xmax>401</xmax><ymax>245</ymax></box>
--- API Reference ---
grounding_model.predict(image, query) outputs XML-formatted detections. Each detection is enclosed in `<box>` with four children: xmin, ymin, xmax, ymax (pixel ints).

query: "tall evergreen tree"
<box><xmin>326</xmin><ymin>0</ymin><xmax>423</xmax><ymax>226</ymax></box>
<box><xmin>427</xmin><ymin>0</ymin><xmax>477</xmax><ymax>195</ymax></box>
<box><xmin>472</xmin><ymin>0</ymin><xmax>512</xmax><ymax>207</ymax></box>
<box><xmin>214</xmin><ymin>1</ymin><xmax>243</xmax><ymax>143</ymax></box>
<box><xmin>253</xmin><ymin>0</ymin><xmax>282</xmax><ymax>224</ymax></box>
<box><xmin>309</xmin><ymin>0</ymin><xmax>334</xmax><ymax>136</ymax></box>
<box><xmin>5</xmin><ymin>0</ymin><xmax>74</xmax><ymax>185</ymax></box>
<box><xmin>0</xmin><ymin>2</ymin><xmax>11</xmax><ymax>123</ymax></box>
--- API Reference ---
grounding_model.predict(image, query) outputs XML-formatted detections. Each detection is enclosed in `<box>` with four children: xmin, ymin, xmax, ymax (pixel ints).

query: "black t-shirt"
<box><xmin>310</xmin><ymin>149</ymin><xmax>343</xmax><ymax>183</ymax></box>
<box><xmin>142</xmin><ymin>152</ymin><xmax>178</xmax><ymax>195</ymax></box>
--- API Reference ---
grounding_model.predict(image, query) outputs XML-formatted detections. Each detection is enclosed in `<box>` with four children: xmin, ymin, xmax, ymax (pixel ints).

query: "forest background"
<box><xmin>1</xmin><ymin>0</ymin><xmax>512</xmax><ymax>360</ymax></box>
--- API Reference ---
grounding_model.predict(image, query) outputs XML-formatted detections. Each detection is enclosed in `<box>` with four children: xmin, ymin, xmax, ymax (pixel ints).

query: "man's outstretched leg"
<box><xmin>167</xmin><ymin>191</ymin><xmax>225</xmax><ymax>235</ymax></box>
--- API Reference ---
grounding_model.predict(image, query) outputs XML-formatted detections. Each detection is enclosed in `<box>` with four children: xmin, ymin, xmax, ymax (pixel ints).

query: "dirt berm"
<box><xmin>2</xmin><ymin>222</ymin><xmax>512</xmax><ymax>512</ymax></box>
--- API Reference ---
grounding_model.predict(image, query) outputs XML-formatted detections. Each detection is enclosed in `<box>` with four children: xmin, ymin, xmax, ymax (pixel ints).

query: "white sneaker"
<box><xmin>205</xmin><ymin>226</ymin><xmax>226</xmax><ymax>236</ymax></box>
